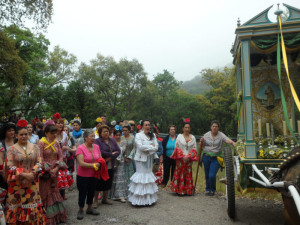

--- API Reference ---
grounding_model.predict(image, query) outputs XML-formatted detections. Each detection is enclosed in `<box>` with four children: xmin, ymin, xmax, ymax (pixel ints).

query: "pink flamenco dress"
<box><xmin>169</xmin><ymin>134</ymin><xmax>199</xmax><ymax>195</ymax></box>
<box><xmin>38</xmin><ymin>138</ymin><xmax>68</xmax><ymax>225</ymax></box>
<box><xmin>5</xmin><ymin>144</ymin><xmax>47</xmax><ymax>225</ymax></box>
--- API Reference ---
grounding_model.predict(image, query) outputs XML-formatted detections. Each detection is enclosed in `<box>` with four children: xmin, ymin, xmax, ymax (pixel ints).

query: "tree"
<box><xmin>78</xmin><ymin>54</ymin><xmax>148</xmax><ymax>120</ymax></box>
<box><xmin>152</xmin><ymin>70</ymin><xmax>181</xmax><ymax>130</ymax></box>
<box><xmin>199</xmin><ymin>67</ymin><xmax>237</xmax><ymax>136</ymax></box>
<box><xmin>46</xmin><ymin>45</ymin><xmax>78</xmax><ymax>85</ymax></box>
<box><xmin>1</xmin><ymin>26</ymin><xmax>77</xmax><ymax>118</ymax></box>
<box><xmin>0</xmin><ymin>0</ymin><xmax>53</xmax><ymax>30</ymax></box>
<box><xmin>117</xmin><ymin>58</ymin><xmax>147</xmax><ymax>118</ymax></box>
<box><xmin>0</xmin><ymin>30</ymin><xmax>27</xmax><ymax>113</ymax></box>
<box><xmin>63</xmin><ymin>80</ymin><xmax>98</xmax><ymax>128</ymax></box>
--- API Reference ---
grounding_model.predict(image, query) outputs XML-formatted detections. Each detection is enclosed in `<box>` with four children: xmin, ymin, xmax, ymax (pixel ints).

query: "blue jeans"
<box><xmin>203</xmin><ymin>154</ymin><xmax>220</xmax><ymax>193</ymax></box>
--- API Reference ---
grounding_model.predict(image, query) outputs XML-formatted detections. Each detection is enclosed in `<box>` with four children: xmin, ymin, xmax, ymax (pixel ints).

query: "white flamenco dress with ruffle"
<box><xmin>128</xmin><ymin>131</ymin><xmax>158</xmax><ymax>206</ymax></box>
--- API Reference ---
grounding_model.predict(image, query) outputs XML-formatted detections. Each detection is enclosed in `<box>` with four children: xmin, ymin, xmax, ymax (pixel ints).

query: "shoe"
<box><xmin>102</xmin><ymin>199</ymin><xmax>113</xmax><ymax>205</ymax></box>
<box><xmin>161</xmin><ymin>184</ymin><xmax>166</xmax><ymax>188</ymax></box>
<box><xmin>120</xmin><ymin>198</ymin><xmax>126</xmax><ymax>203</ymax></box>
<box><xmin>92</xmin><ymin>202</ymin><xmax>98</xmax><ymax>209</ymax></box>
<box><xmin>86</xmin><ymin>209</ymin><xmax>100</xmax><ymax>216</ymax></box>
<box><xmin>209</xmin><ymin>192</ymin><xmax>215</xmax><ymax>196</ymax></box>
<box><xmin>64</xmin><ymin>195</ymin><xmax>68</xmax><ymax>200</ymax></box>
<box><xmin>205</xmin><ymin>191</ymin><xmax>211</xmax><ymax>196</ymax></box>
<box><xmin>77</xmin><ymin>210</ymin><xmax>84</xmax><ymax>220</ymax></box>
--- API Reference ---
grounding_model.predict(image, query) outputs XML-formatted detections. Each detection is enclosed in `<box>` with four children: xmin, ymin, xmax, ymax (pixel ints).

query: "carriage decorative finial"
<box><xmin>274</xmin><ymin>3</ymin><xmax>283</xmax><ymax>16</ymax></box>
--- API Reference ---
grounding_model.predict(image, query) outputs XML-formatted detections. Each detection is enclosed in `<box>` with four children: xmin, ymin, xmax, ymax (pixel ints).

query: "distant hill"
<box><xmin>181</xmin><ymin>75</ymin><xmax>210</xmax><ymax>95</ymax></box>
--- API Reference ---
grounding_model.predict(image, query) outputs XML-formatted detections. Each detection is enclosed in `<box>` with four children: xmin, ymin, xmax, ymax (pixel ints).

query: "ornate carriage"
<box><xmin>227</xmin><ymin>4</ymin><xmax>300</xmax><ymax>222</ymax></box>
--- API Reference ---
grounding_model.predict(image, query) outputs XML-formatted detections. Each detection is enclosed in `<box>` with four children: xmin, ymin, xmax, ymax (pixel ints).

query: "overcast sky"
<box><xmin>46</xmin><ymin>0</ymin><xmax>299</xmax><ymax>81</ymax></box>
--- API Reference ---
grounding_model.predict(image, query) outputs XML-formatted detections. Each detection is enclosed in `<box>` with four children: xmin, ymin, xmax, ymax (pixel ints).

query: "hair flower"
<box><xmin>43</xmin><ymin>120</ymin><xmax>55</xmax><ymax>131</ymax></box>
<box><xmin>184</xmin><ymin>118</ymin><xmax>190</xmax><ymax>123</ymax></box>
<box><xmin>17</xmin><ymin>119</ymin><xmax>28</xmax><ymax>128</ymax></box>
<box><xmin>115</xmin><ymin>125</ymin><xmax>122</xmax><ymax>131</ymax></box>
<box><xmin>137</xmin><ymin>125</ymin><xmax>142</xmax><ymax>130</ymax></box>
<box><xmin>96</xmin><ymin>117</ymin><xmax>102</xmax><ymax>122</ymax></box>
<box><xmin>53</xmin><ymin>113</ymin><xmax>61</xmax><ymax>119</ymax></box>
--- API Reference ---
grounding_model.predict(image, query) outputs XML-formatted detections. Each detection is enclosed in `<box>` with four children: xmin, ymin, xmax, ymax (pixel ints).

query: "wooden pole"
<box><xmin>193</xmin><ymin>142</ymin><xmax>203</xmax><ymax>194</ymax></box>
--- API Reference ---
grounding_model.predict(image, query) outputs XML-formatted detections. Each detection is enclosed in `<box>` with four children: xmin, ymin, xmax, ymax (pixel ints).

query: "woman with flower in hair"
<box><xmin>53</xmin><ymin>113</ymin><xmax>74</xmax><ymax>200</ymax></box>
<box><xmin>128</xmin><ymin>120</ymin><xmax>158</xmax><ymax>206</ymax></box>
<box><xmin>169</xmin><ymin>119</ymin><xmax>198</xmax><ymax>196</ymax></box>
<box><xmin>94</xmin><ymin>121</ymin><xmax>102</xmax><ymax>139</ymax></box>
<box><xmin>38</xmin><ymin>120</ymin><xmax>68</xmax><ymax>224</ymax></box>
<box><xmin>5</xmin><ymin>119</ymin><xmax>47</xmax><ymax>224</ymax></box>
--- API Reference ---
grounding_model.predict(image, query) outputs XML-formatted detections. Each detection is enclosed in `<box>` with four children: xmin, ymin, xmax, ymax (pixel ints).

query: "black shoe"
<box><xmin>77</xmin><ymin>210</ymin><xmax>84</xmax><ymax>220</ymax></box>
<box><xmin>205</xmin><ymin>191</ymin><xmax>210</xmax><ymax>196</ymax></box>
<box><xmin>209</xmin><ymin>192</ymin><xmax>215</xmax><ymax>196</ymax></box>
<box><xmin>86</xmin><ymin>209</ymin><xmax>100</xmax><ymax>215</ymax></box>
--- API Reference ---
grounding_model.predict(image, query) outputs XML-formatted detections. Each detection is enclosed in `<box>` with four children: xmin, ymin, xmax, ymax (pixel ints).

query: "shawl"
<box><xmin>94</xmin><ymin>158</ymin><xmax>109</xmax><ymax>180</ymax></box>
<box><xmin>176</xmin><ymin>134</ymin><xmax>196</xmax><ymax>155</ymax></box>
<box><xmin>40</xmin><ymin>137</ymin><xmax>56</xmax><ymax>152</ymax></box>
<box><xmin>72</xmin><ymin>129</ymin><xmax>82</xmax><ymax>138</ymax></box>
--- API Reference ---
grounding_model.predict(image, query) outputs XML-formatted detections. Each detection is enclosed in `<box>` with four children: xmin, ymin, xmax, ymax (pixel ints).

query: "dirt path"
<box><xmin>63</xmin><ymin>187</ymin><xmax>284</xmax><ymax>225</ymax></box>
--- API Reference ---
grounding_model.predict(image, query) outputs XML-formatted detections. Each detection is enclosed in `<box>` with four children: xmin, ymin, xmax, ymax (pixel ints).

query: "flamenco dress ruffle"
<box><xmin>39</xmin><ymin>161</ymin><xmax>68</xmax><ymax>225</ymax></box>
<box><xmin>5</xmin><ymin>174</ymin><xmax>47</xmax><ymax>225</ymax></box>
<box><xmin>128</xmin><ymin>155</ymin><xmax>158</xmax><ymax>206</ymax></box>
<box><xmin>58</xmin><ymin>169</ymin><xmax>74</xmax><ymax>189</ymax></box>
<box><xmin>169</xmin><ymin>148</ymin><xmax>198</xmax><ymax>195</ymax></box>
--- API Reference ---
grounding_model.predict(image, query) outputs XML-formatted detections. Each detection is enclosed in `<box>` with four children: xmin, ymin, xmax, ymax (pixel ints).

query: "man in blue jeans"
<box><xmin>200</xmin><ymin>120</ymin><xmax>235</xmax><ymax>196</ymax></box>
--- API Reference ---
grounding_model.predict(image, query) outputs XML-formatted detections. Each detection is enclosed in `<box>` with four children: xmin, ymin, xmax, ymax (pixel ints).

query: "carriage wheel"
<box><xmin>224</xmin><ymin>146</ymin><xmax>235</xmax><ymax>219</ymax></box>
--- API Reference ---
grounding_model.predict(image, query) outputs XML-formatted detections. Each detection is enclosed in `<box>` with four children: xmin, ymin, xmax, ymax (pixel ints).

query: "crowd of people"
<box><xmin>0</xmin><ymin>112</ymin><xmax>235</xmax><ymax>224</ymax></box>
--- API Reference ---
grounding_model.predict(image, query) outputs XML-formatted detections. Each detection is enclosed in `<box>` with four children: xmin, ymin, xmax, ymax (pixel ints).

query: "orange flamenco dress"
<box><xmin>169</xmin><ymin>137</ymin><xmax>199</xmax><ymax>195</ymax></box>
<box><xmin>5</xmin><ymin>144</ymin><xmax>47</xmax><ymax>225</ymax></box>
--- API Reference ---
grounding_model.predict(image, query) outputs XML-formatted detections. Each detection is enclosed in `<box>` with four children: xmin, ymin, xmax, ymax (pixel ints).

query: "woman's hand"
<box><xmin>124</xmin><ymin>158</ymin><xmax>131</xmax><ymax>163</ymax></box>
<box><xmin>200</xmin><ymin>137</ymin><xmax>205</xmax><ymax>144</ymax></box>
<box><xmin>105</xmin><ymin>157</ymin><xmax>111</xmax><ymax>162</ymax></box>
<box><xmin>20</xmin><ymin>172</ymin><xmax>34</xmax><ymax>182</ymax></box>
<box><xmin>52</xmin><ymin>166</ymin><xmax>59</xmax><ymax>174</ymax></box>
<box><xmin>159</xmin><ymin>156</ymin><xmax>163</xmax><ymax>164</ymax></box>
<box><xmin>183</xmin><ymin>156</ymin><xmax>189</xmax><ymax>163</ymax></box>
<box><xmin>62</xmin><ymin>146</ymin><xmax>68</xmax><ymax>151</ymax></box>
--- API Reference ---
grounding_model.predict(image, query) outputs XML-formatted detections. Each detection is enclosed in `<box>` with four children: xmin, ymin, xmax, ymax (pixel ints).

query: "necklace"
<box><xmin>183</xmin><ymin>134</ymin><xmax>190</xmax><ymax>151</ymax></box>
<box><xmin>18</xmin><ymin>143</ymin><xmax>29</xmax><ymax>165</ymax></box>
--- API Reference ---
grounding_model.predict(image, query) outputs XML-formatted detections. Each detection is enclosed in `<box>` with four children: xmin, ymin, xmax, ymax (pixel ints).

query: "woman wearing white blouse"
<box><xmin>128</xmin><ymin>120</ymin><xmax>158</xmax><ymax>206</ymax></box>
<box><xmin>169</xmin><ymin>120</ymin><xmax>198</xmax><ymax>195</ymax></box>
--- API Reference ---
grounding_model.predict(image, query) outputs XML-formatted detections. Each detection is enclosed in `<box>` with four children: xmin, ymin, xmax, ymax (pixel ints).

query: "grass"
<box><xmin>191</xmin><ymin>162</ymin><xmax>282</xmax><ymax>201</ymax></box>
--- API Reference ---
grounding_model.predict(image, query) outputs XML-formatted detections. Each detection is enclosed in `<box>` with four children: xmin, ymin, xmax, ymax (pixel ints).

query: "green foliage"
<box><xmin>77</xmin><ymin>54</ymin><xmax>148</xmax><ymax>120</ymax></box>
<box><xmin>0</xmin><ymin>25</ymin><xmax>238</xmax><ymax>135</ymax></box>
<box><xmin>0</xmin><ymin>26</ymin><xmax>77</xmax><ymax>120</ymax></box>
<box><xmin>0</xmin><ymin>30</ymin><xmax>27</xmax><ymax>113</ymax></box>
<box><xmin>0</xmin><ymin>0</ymin><xmax>53</xmax><ymax>30</ymax></box>
<box><xmin>199</xmin><ymin>67</ymin><xmax>237</xmax><ymax>136</ymax></box>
